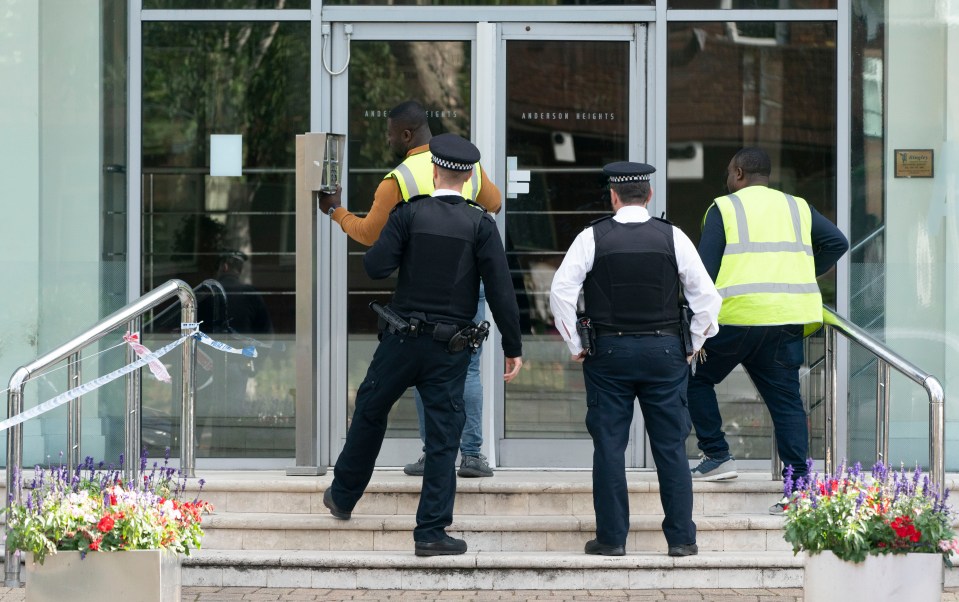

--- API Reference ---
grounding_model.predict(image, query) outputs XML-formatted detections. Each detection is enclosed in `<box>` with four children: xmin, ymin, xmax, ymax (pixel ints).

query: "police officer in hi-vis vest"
<box><xmin>319</xmin><ymin>100</ymin><xmax>501</xmax><ymax>479</ymax></box>
<box><xmin>687</xmin><ymin>147</ymin><xmax>848</xmax><ymax>514</ymax></box>
<box><xmin>550</xmin><ymin>161</ymin><xmax>722</xmax><ymax>557</ymax></box>
<box><xmin>323</xmin><ymin>134</ymin><xmax>523</xmax><ymax>557</ymax></box>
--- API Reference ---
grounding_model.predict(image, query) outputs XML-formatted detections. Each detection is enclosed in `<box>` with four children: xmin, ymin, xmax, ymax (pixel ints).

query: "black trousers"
<box><xmin>329</xmin><ymin>329</ymin><xmax>469</xmax><ymax>542</ymax></box>
<box><xmin>583</xmin><ymin>333</ymin><xmax>695</xmax><ymax>548</ymax></box>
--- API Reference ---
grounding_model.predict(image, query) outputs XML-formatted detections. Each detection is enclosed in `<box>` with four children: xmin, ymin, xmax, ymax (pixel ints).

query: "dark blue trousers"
<box><xmin>686</xmin><ymin>324</ymin><xmax>808</xmax><ymax>483</ymax></box>
<box><xmin>583</xmin><ymin>333</ymin><xmax>696</xmax><ymax>548</ymax></box>
<box><xmin>330</xmin><ymin>330</ymin><xmax>469</xmax><ymax>542</ymax></box>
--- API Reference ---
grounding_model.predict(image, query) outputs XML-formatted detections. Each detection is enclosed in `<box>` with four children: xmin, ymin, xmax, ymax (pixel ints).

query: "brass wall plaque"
<box><xmin>894</xmin><ymin>149</ymin><xmax>934</xmax><ymax>178</ymax></box>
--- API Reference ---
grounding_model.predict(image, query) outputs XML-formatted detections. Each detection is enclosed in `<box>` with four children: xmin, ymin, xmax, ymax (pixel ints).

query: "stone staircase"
<box><xmin>182</xmin><ymin>470</ymin><xmax>805</xmax><ymax>590</ymax></box>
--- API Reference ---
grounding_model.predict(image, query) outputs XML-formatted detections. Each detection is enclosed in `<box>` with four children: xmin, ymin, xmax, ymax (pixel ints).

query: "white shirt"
<box><xmin>549</xmin><ymin>205</ymin><xmax>722</xmax><ymax>356</ymax></box>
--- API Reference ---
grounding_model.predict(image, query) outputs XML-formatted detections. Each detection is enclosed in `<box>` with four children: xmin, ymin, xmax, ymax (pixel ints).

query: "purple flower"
<box><xmin>783</xmin><ymin>465</ymin><xmax>795</xmax><ymax>497</ymax></box>
<box><xmin>855</xmin><ymin>490</ymin><xmax>866</xmax><ymax>513</ymax></box>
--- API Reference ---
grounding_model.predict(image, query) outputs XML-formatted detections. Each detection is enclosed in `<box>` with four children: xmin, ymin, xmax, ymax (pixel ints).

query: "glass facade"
<box><xmin>140</xmin><ymin>20</ymin><xmax>309</xmax><ymax>458</ymax></box>
<box><xmin>3</xmin><ymin>0</ymin><xmax>958</xmax><ymax>471</ymax></box>
<box><xmin>665</xmin><ymin>20</ymin><xmax>837</xmax><ymax>461</ymax></box>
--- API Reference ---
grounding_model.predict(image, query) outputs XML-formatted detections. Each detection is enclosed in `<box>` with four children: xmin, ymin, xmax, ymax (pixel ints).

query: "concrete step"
<box><xmin>193</xmin><ymin>470</ymin><xmax>787</xmax><ymax>517</ymax></box>
<box><xmin>201</xmin><ymin>512</ymin><xmax>790</xmax><ymax>553</ymax></box>
<box><xmin>182</xmin><ymin>549</ymin><xmax>805</xmax><ymax>590</ymax></box>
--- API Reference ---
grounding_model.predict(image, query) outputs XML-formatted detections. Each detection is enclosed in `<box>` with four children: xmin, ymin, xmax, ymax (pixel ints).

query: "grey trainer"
<box><xmin>458</xmin><ymin>454</ymin><xmax>494</xmax><ymax>478</ymax></box>
<box><xmin>403</xmin><ymin>454</ymin><xmax>425</xmax><ymax>476</ymax></box>
<box><xmin>690</xmin><ymin>455</ymin><xmax>738</xmax><ymax>481</ymax></box>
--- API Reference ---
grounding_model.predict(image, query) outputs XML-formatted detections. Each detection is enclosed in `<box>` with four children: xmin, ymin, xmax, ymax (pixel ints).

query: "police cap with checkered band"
<box><xmin>603</xmin><ymin>161</ymin><xmax>655</xmax><ymax>183</ymax></box>
<box><xmin>429</xmin><ymin>133</ymin><xmax>480</xmax><ymax>172</ymax></box>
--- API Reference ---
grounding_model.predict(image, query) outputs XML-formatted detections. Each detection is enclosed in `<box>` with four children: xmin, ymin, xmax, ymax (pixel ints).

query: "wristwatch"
<box><xmin>327</xmin><ymin>205</ymin><xmax>337</xmax><ymax>217</ymax></box>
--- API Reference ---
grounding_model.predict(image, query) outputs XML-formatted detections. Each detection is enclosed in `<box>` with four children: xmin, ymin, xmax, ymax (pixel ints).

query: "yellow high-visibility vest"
<box><xmin>386</xmin><ymin>151</ymin><xmax>482</xmax><ymax>201</ymax></box>
<box><xmin>711</xmin><ymin>186</ymin><xmax>822</xmax><ymax>332</ymax></box>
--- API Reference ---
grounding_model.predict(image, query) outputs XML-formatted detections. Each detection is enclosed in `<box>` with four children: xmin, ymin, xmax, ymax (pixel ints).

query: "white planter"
<box><xmin>804</xmin><ymin>550</ymin><xmax>943</xmax><ymax>602</ymax></box>
<box><xmin>25</xmin><ymin>550</ymin><xmax>181</xmax><ymax>602</ymax></box>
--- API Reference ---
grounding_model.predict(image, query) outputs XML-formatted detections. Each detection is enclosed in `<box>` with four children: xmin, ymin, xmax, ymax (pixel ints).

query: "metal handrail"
<box><xmin>4</xmin><ymin>279</ymin><xmax>197</xmax><ymax>587</ymax></box>
<box><xmin>819</xmin><ymin>306</ymin><xmax>945</xmax><ymax>488</ymax></box>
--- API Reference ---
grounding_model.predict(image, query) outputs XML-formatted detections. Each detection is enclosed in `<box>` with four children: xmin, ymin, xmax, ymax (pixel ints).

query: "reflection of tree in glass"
<box><xmin>142</xmin><ymin>19</ymin><xmax>308</xmax><ymax>284</ymax></box>
<box><xmin>349</xmin><ymin>43</ymin><xmax>401</xmax><ymax>167</ymax></box>
<box><xmin>349</xmin><ymin>40</ymin><xmax>472</xmax><ymax>169</ymax></box>
<box><xmin>409</xmin><ymin>41</ymin><xmax>468</xmax><ymax>135</ymax></box>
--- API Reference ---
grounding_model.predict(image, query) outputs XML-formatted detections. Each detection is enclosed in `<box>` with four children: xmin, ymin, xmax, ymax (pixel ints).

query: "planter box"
<box><xmin>804</xmin><ymin>550</ymin><xmax>942</xmax><ymax>602</ymax></box>
<box><xmin>25</xmin><ymin>550</ymin><xmax>180</xmax><ymax>602</ymax></box>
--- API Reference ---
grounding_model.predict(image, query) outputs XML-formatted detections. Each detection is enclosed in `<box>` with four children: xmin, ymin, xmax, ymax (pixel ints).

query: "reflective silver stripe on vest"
<box><xmin>722</xmin><ymin>192</ymin><xmax>813</xmax><ymax>256</ymax></box>
<box><xmin>717</xmin><ymin>282</ymin><xmax>821</xmax><ymax>297</ymax></box>
<box><xmin>727</xmin><ymin>193</ymin><xmax>751</xmax><ymax>243</ymax></box>
<box><xmin>394</xmin><ymin>162</ymin><xmax>420</xmax><ymax>200</ymax></box>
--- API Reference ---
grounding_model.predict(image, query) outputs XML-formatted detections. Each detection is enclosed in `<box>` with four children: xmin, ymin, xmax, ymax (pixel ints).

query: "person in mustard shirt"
<box><xmin>318</xmin><ymin>100</ymin><xmax>502</xmax><ymax>478</ymax></box>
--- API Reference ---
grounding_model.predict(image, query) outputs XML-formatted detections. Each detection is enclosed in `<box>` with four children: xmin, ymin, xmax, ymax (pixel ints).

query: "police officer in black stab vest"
<box><xmin>323</xmin><ymin>133</ymin><xmax>524</xmax><ymax>557</ymax></box>
<box><xmin>549</xmin><ymin>162</ymin><xmax>722</xmax><ymax>557</ymax></box>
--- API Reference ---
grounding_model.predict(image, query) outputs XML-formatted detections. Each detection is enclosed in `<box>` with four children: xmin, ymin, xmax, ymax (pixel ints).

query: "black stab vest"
<box><xmin>583</xmin><ymin>216</ymin><xmax>682</xmax><ymax>331</ymax></box>
<box><xmin>390</xmin><ymin>196</ymin><xmax>486</xmax><ymax>324</ymax></box>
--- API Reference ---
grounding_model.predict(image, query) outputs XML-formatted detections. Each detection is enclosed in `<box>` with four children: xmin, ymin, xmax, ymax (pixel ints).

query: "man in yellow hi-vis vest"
<box><xmin>319</xmin><ymin>100</ymin><xmax>502</xmax><ymax>479</ymax></box>
<box><xmin>687</xmin><ymin>148</ymin><xmax>848</xmax><ymax>514</ymax></box>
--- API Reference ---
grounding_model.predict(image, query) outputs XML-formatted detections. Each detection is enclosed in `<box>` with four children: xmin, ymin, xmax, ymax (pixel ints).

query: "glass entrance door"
<box><xmin>328</xmin><ymin>24</ymin><xmax>478</xmax><ymax>466</ymax></box>
<box><xmin>496</xmin><ymin>24</ymin><xmax>648</xmax><ymax>468</ymax></box>
<box><xmin>326</xmin><ymin>21</ymin><xmax>651</xmax><ymax>469</ymax></box>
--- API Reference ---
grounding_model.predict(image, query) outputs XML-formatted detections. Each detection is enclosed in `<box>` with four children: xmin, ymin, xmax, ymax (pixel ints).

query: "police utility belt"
<box><xmin>370</xmin><ymin>301</ymin><xmax>489</xmax><ymax>354</ymax></box>
<box><xmin>576</xmin><ymin>310</ymin><xmax>692</xmax><ymax>357</ymax></box>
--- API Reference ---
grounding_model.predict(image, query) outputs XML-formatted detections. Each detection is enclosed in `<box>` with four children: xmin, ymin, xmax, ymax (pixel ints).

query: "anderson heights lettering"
<box><xmin>520</xmin><ymin>111</ymin><xmax>616</xmax><ymax>120</ymax></box>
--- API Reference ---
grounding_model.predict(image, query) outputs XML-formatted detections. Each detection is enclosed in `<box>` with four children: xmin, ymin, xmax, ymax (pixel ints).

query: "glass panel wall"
<box><xmin>504</xmin><ymin>40</ymin><xmax>629</xmax><ymax>439</ymax></box>
<box><xmin>144</xmin><ymin>1</ymin><xmax>309</xmax><ymax>8</ymax></box>
<box><xmin>665</xmin><ymin>20</ymin><xmax>837</xmax><ymax>462</ymax></box>
<box><xmin>141</xmin><ymin>21</ymin><xmax>309</xmax><ymax>459</ymax></box>
<box><xmin>668</xmin><ymin>0</ymin><xmax>835</xmax><ymax>8</ymax></box>
<box><xmin>344</xmin><ymin>40</ymin><xmax>473</xmax><ymax>437</ymax></box>
<box><xmin>873</xmin><ymin>1</ymin><xmax>959</xmax><ymax>470</ymax></box>
<box><xmin>325</xmin><ymin>1</ymin><xmax>652</xmax><ymax>5</ymax></box>
<box><xmin>1</xmin><ymin>1</ymin><xmax>129</xmax><ymax>466</ymax></box>
<box><xmin>847</xmin><ymin>0</ymin><xmax>885</xmax><ymax>464</ymax></box>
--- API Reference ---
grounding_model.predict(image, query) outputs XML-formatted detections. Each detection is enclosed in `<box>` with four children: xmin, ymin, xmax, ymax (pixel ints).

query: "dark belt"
<box><xmin>385</xmin><ymin>319</ymin><xmax>466</xmax><ymax>342</ymax></box>
<box><xmin>595</xmin><ymin>327</ymin><xmax>681</xmax><ymax>338</ymax></box>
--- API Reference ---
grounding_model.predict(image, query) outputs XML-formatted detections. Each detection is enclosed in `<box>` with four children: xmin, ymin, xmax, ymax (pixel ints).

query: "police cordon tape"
<box><xmin>0</xmin><ymin>328</ymin><xmax>257</xmax><ymax>433</ymax></box>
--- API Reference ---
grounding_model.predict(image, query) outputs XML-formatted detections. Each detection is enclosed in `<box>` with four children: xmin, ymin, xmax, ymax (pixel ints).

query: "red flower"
<box><xmin>89</xmin><ymin>538</ymin><xmax>101</xmax><ymax>551</ymax></box>
<box><xmin>890</xmin><ymin>516</ymin><xmax>921</xmax><ymax>542</ymax></box>
<box><xmin>97</xmin><ymin>515</ymin><xmax>115</xmax><ymax>533</ymax></box>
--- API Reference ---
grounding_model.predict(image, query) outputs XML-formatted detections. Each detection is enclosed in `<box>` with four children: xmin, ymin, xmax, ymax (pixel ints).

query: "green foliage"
<box><xmin>781</xmin><ymin>460</ymin><xmax>957</xmax><ymax>564</ymax></box>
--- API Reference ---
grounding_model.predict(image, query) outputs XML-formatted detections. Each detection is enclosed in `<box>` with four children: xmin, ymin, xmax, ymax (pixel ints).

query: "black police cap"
<box><xmin>430</xmin><ymin>133</ymin><xmax>480</xmax><ymax>172</ymax></box>
<box><xmin>603</xmin><ymin>161</ymin><xmax>655</xmax><ymax>183</ymax></box>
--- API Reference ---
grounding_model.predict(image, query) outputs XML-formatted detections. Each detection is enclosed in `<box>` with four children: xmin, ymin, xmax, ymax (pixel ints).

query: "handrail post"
<box><xmin>823</xmin><ymin>324</ymin><xmax>837</xmax><ymax>476</ymax></box>
<box><xmin>124</xmin><ymin>317</ymin><xmax>142</xmax><ymax>484</ymax></box>
<box><xmin>875</xmin><ymin>360</ymin><xmax>890</xmax><ymax>463</ymax></box>
<box><xmin>179</xmin><ymin>291</ymin><xmax>197</xmax><ymax>478</ymax></box>
<box><xmin>925</xmin><ymin>375</ymin><xmax>945</xmax><ymax>490</ymax></box>
<box><xmin>4</xmin><ymin>371</ymin><xmax>27</xmax><ymax>587</ymax></box>
<box><xmin>67</xmin><ymin>352</ymin><xmax>82</xmax><ymax>472</ymax></box>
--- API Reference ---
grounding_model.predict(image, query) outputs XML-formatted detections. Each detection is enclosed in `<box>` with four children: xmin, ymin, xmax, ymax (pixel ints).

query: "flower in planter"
<box><xmin>3</xmin><ymin>449</ymin><xmax>213</xmax><ymax>564</ymax></box>
<box><xmin>780</xmin><ymin>458</ymin><xmax>958</xmax><ymax>564</ymax></box>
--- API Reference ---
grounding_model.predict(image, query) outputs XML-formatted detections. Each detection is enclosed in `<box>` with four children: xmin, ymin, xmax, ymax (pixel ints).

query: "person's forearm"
<box><xmin>334</xmin><ymin>179</ymin><xmax>402</xmax><ymax>246</ymax></box>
